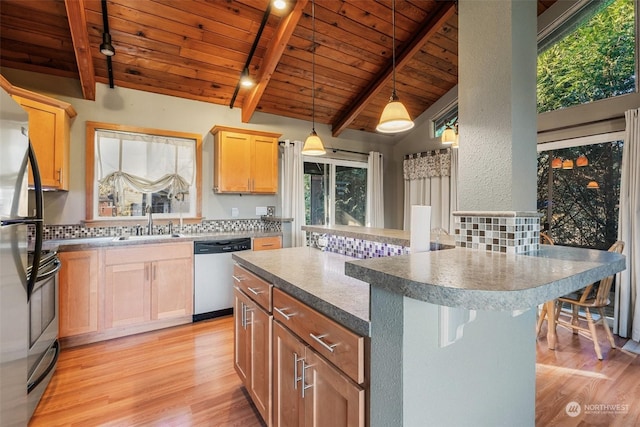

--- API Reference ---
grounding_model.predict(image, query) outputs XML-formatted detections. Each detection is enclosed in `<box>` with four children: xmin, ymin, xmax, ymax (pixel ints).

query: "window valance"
<box><xmin>403</xmin><ymin>148</ymin><xmax>451</xmax><ymax>180</ymax></box>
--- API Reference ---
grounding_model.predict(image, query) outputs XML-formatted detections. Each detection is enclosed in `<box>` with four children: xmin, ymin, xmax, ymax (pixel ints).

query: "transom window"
<box><xmin>86</xmin><ymin>122</ymin><xmax>202</xmax><ymax>222</ymax></box>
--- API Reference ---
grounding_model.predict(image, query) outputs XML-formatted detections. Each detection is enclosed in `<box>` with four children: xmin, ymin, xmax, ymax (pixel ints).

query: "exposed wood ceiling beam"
<box><xmin>64</xmin><ymin>0</ymin><xmax>96</xmax><ymax>100</ymax></box>
<box><xmin>331</xmin><ymin>2</ymin><xmax>456</xmax><ymax>137</ymax></box>
<box><xmin>241</xmin><ymin>0</ymin><xmax>309</xmax><ymax>123</ymax></box>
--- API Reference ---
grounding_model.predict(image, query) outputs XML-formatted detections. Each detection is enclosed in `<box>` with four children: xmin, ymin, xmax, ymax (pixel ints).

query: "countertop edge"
<box><xmin>232</xmin><ymin>254</ymin><xmax>370</xmax><ymax>337</ymax></box>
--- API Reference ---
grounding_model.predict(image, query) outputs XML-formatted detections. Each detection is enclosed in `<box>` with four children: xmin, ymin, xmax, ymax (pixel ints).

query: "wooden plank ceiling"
<box><xmin>0</xmin><ymin>0</ymin><xmax>557</xmax><ymax>136</ymax></box>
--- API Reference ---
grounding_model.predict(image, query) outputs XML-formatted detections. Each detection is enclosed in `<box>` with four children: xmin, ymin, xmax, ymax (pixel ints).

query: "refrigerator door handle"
<box><xmin>26</xmin><ymin>142</ymin><xmax>44</xmax><ymax>301</ymax></box>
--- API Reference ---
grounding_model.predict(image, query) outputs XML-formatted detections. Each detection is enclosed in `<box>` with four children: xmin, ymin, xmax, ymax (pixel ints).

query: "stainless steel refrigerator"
<box><xmin>1</xmin><ymin>88</ymin><xmax>44</xmax><ymax>426</ymax></box>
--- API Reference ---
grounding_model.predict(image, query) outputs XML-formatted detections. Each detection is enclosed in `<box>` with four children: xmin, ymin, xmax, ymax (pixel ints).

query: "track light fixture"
<box><xmin>100</xmin><ymin>32</ymin><xmax>115</xmax><ymax>57</ymax></box>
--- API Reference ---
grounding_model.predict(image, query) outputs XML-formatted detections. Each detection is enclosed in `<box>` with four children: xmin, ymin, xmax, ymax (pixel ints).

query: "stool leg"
<box><xmin>571</xmin><ymin>304</ymin><xmax>580</xmax><ymax>334</ymax></box>
<box><xmin>585</xmin><ymin>308</ymin><xmax>603</xmax><ymax>360</ymax></box>
<box><xmin>536</xmin><ymin>304</ymin><xmax>547</xmax><ymax>337</ymax></box>
<box><xmin>598</xmin><ymin>307</ymin><xmax>617</xmax><ymax>349</ymax></box>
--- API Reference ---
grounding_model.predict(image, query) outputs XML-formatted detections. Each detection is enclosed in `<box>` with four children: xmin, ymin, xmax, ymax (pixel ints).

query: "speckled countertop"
<box><xmin>345</xmin><ymin>245</ymin><xmax>626</xmax><ymax>311</ymax></box>
<box><xmin>232</xmin><ymin>247</ymin><xmax>370</xmax><ymax>336</ymax></box>
<box><xmin>41</xmin><ymin>231</ymin><xmax>281</xmax><ymax>252</ymax></box>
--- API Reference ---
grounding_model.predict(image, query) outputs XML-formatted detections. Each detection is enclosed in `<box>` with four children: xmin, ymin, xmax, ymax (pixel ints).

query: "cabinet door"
<box><xmin>14</xmin><ymin>96</ymin><xmax>69</xmax><ymax>190</ymax></box>
<box><xmin>251</xmin><ymin>135</ymin><xmax>278</xmax><ymax>193</ymax></box>
<box><xmin>58</xmin><ymin>250</ymin><xmax>98</xmax><ymax>337</ymax></box>
<box><xmin>304</xmin><ymin>349</ymin><xmax>365</xmax><ymax>427</ymax></box>
<box><xmin>151</xmin><ymin>257</ymin><xmax>193</xmax><ymax>320</ymax></box>
<box><xmin>234</xmin><ymin>288</ymin><xmax>251</xmax><ymax>384</ymax></box>
<box><xmin>273</xmin><ymin>322</ymin><xmax>306</xmax><ymax>427</ymax></box>
<box><xmin>215</xmin><ymin>131</ymin><xmax>251</xmax><ymax>192</ymax></box>
<box><xmin>248</xmin><ymin>303</ymin><xmax>272</xmax><ymax>425</ymax></box>
<box><xmin>104</xmin><ymin>262</ymin><xmax>150</xmax><ymax>328</ymax></box>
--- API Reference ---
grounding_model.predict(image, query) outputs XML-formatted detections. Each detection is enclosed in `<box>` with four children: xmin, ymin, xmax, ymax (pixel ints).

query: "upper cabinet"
<box><xmin>7</xmin><ymin>83</ymin><xmax>76</xmax><ymax>191</ymax></box>
<box><xmin>210</xmin><ymin>126</ymin><xmax>280</xmax><ymax>194</ymax></box>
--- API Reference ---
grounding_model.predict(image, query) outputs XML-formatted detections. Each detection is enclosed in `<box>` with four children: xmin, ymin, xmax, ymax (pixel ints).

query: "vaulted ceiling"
<box><xmin>0</xmin><ymin>0</ymin><xmax>557</xmax><ymax>136</ymax></box>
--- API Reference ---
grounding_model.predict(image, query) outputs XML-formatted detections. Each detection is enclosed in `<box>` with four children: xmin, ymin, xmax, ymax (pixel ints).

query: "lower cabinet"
<box><xmin>58</xmin><ymin>242</ymin><xmax>193</xmax><ymax>347</ymax></box>
<box><xmin>273</xmin><ymin>321</ymin><xmax>365</xmax><ymax>427</ymax></box>
<box><xmin>234</xmin><ymin>287</ymin><xmax>272</xmax><ymax>425</ymax></box>
<box><xmin>58</xmin><ymin>250</ymin><xmax>99</xmax><ymax>337</ymax></box>
<box><xmin>104</xmin><ymin>243</ymin><xmax>193</xmax><ymax>330</ymax></box>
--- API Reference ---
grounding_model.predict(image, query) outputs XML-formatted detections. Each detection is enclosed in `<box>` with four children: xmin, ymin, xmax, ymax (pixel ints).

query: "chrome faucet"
<box><xmin>146</xmin><ymin>205</ymin><xmax>153</xmax><ymax>235</ymax></box>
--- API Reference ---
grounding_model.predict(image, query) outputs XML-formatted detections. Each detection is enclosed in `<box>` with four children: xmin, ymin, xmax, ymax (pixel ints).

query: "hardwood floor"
<box><xmin>29</xmin><ymin>316</ymin><xmax>265</xmax><ymax>427</ymax></box>
<box><xmin>536</xmin><ymin>322</ymin><xmax>640</xmax><ymax>426</ymax></box>
<box><xmin>30</xmin><ymin>316</ymin><xmax>639</xmax><ymax>426</ymax></box>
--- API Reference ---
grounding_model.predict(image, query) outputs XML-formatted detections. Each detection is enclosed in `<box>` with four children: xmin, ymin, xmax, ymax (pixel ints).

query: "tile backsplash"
<box><xmin>308</xmin><ymin>232</ymin><xmax>409</xmax><ymax>259</ymax></box>
<box><xmin>453</xmin><ymin>211</ymin><xmax>541</xmax><ymax>254</ymax></box>
<box><xmin>31</xmin><ymin>219</ymin><xmax>281</xmax><ymax>241</ymax></box>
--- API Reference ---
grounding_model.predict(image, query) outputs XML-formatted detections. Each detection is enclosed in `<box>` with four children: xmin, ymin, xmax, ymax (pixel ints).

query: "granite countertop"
<box><xmin>345</xmin><ymin>245</ymin><xmax>626</xmax><ymax>311</ymax></box>
<box><xmin>41</xmin><ymin>231</ymin><xmax>282</xmax><ymax>252</ymax></box>
<box><xmin>232</xmin><ymin>247</ymin><xmax>370</xmax><ymax>336</ymax></box>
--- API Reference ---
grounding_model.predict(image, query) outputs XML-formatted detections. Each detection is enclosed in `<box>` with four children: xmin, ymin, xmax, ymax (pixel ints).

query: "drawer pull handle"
<box><xmin>261</xmin><ymin>243</ymin><xmax>275</xmax><ymax>247</ymax></box>
<box><xmin>274</xmin><ymin>306</ymin><xmax>294</xmax><ymax>320</ymax></box>
<box><xmin>309</xmin><ymin>333</ymin><xmax>337</xmax><ymax>353</ymax></box>
<box><xmin>232</xmin><ymin>275</ymin><xmax>245</xmax><ymax>282</ymax></box>
<box><xmin>247</xmin><ymin>287</ymin><xmax>262</xmax><ymax>295</ymax></box>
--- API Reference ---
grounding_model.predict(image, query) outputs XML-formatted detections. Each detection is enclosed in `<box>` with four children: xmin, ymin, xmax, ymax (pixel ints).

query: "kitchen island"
<box><xmin>233</xmin><ymin>242</ymin><xmax>625</xmax><ymax>427</ymax></box>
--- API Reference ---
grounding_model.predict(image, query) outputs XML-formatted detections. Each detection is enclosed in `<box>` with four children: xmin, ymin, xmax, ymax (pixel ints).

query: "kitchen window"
<box><xmin>303</xmin><ymin>158</ymin><xmax>367</xmax><ymax>227</ymax></box>
<box><xmin>85</xmin><ymin>122</ymin><xmax>202</xmax><ymax>222</ymax></box>
<box><xmin>537</xmin><ymin>0</ymin><xmax>637</xmax><ymax>113</ymax></box>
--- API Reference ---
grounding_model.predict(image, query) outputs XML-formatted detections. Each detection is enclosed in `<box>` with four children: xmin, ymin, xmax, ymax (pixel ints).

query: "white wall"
<box><xmin>2</xmin><ymin>69</ymin><xmax>401</xmax><ymax>226</ymax></box>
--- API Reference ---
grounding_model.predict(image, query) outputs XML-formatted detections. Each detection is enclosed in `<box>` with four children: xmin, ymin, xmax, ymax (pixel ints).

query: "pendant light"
<box><xmin>376</xmin><ymin>0</ymin><xmax>414</xmax><ymax>134</ymax></box>
<box><xmin>302</xmin><ymin>0</ymin><xmax>326</xmax><ymax>156</ymax></box>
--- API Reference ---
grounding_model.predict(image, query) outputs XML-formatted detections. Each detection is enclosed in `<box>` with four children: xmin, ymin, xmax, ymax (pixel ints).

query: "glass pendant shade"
<box><xmin>551</xmin><ymin>158</ymin><xmax>562</xmax><ymax>169</ymax></box>
<box><xmin>302</xmin><ymin>130</ymin><xmax>325</xmax><ymax>156</ymax></box>
<box><xmin>576</xmin><ymin>155</ymin><xmax>589</xmax><ymax>167</ymax></box>
<box><xmin>376</xmin><ymin>97</ymin><xmax>414</xmax><ymax>133</ymax></box>
<box><xmin>562</xmin><ymin>159</ymin><xmax>574</xmax><ymax>169</ymax></box>
<box><xmin>587</xmin><ymin>180</ymin><xmax>599</xmax><ymax>189</ymax></box>
<box><xmin>441</xmin><ymin>126</ymin><xmax>456</xmax><ymax>144</ymax></box>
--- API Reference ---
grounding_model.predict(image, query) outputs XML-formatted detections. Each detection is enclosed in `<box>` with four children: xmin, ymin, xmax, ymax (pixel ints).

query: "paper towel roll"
<box><xmin>410</xmin><ymin>205</ymin><xmax>431</xmax><ymax>253</ymax></box>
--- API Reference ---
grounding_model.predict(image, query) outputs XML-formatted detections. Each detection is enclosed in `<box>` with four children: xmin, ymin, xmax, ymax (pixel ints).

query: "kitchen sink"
<box><xmin>112</xmin><ymin>234</ymin><xmax>184</xmax><ymax>242</ymax></box>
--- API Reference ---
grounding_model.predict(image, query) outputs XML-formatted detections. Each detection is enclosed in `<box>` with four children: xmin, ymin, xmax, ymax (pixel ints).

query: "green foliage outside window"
<box><xmin>537</xmin><ymin>0</ymin><xmax>636</xmax><ymax>113</ymax></box>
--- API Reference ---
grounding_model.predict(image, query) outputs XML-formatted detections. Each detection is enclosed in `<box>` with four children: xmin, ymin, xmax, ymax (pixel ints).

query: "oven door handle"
<box><xmin>27</xmin><ymin>340</ymin><xmax>60</xmax><ymax>394</ymax></box>
<box><xmin>36</xmin><ymin>259</ymin><xmax>61</xmax><ymax>283</ymax></box>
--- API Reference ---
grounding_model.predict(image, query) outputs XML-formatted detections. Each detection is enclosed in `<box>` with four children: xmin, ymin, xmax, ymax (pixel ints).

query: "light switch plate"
<box><xmin>256</xmin><ymin>206</ymin><xmax>268</xmax><ymax>215</ymax></box>
<box><xmin>231</xmin><ymin>208</ymin><xmax>239</xmax><ymax>217</ymax></box>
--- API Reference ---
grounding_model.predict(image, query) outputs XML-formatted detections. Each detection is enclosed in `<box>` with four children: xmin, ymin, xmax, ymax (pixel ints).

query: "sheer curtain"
<box><xmin>615</xmin><ymin>108</ymin><xmax>640</xmax><ymax>341</ymax></box>
<box><xmin>366</xmin><ymin>151</ymin><xmax>384</xmax><ymax>228</ymax></box>
<box><xmin>403</xmin><ymin>149</ymin><xmax>456</xmax><ymax>233</ymax></box>
<box><xmin>282</xmin><ymin>140</ymin><xmax>306</xmax><ymax>247</ymax></box>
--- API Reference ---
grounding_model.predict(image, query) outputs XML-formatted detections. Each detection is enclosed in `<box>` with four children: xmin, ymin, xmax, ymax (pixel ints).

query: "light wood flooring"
<box><xmin>30</xmin><ymin>316</ymin><xmax>639</xmax><ymax>426</ymax></box>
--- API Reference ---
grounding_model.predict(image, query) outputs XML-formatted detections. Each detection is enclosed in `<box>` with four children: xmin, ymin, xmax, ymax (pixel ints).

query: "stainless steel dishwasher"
<box><xmin>193</xmin><ymin>238</ymin><xmax>251</xmax><ymax>322</ymax></box>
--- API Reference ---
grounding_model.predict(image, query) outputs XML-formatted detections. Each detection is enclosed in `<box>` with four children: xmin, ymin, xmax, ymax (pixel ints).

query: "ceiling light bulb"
<box><xmin>100</xmin><ymin>33</ymin><xmax>115</xmax><ymax>56</ymax></box>
<box><xmin>302</xmin><ymin>130</ymin><xmax>325</xmax><ymax>156</ymax></box>
<box><xmin>273</xmin><ymin>0</ymin><xmax>287</xmax><ymax>10</ymax></box>
<box><xmin>240</xmin><ymin>70</ymin><xmax>254</xmax><ymax>88</ymax></box>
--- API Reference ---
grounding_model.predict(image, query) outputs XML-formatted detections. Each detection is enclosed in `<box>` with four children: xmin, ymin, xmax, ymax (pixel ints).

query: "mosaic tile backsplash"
<box><xmin>453</xmin><ymin>211</ymin><xmax>541</xmax><ymax>254</ymax></box>
<box><xmin>31</xmin><ymin>219</ymin><xmax>281</xmax><ymax>241</ymax></box>
<box><xmin>308</xmin><ymin>232</ymin><xmax>409</xmax><ymax>259</ymax></box>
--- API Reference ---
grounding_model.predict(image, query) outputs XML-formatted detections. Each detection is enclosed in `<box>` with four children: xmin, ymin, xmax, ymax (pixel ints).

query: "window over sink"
<box><xmin>85</xmin><ymin>122</ymin><xmax>202</xmax><ymax>222</ymax></box>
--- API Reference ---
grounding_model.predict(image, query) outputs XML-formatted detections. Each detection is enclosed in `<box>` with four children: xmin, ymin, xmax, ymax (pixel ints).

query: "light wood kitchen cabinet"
<box><xmin>211</xmin><ymin>125</ymin><xmax>281</xmax><ymax>194</ymax></box>
<box><xmin>104</xmin><ymin>243</ymin><xmax>193</xmax><ymax>330</ymax></box>
<box><xmin>58</xmin><ymin>250</ymin><xmax>99</xmax><ymax>338</ymax></box>
<box><xmin>273</xmin><ymin>321</ymin><xmax>365</xmax><ymax>427</ymax></box>
<box><xmin>233</xmin><ymin>265</ymin><xmax>273</xmax><ymax>426</ymax></box>
<box><xmin>253</xmin><ymin>236</ymin><xmax>282</xmax><ymax>251</ymax></box>
<box><xmin>11</xmin><ymin>92</ymin><xmax>76</xmax><ymax>191</ymax></box>
<box><xmin>234</xmin><ymin>288</ymin><xmax>272</xmax><ymax>424</ymax></box>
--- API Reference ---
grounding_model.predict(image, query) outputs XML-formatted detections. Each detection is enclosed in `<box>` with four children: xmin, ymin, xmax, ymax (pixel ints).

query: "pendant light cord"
<box><xmin>311</xmin><ymin>0</ymin><xmax>316</xmax><ymax>133</ymax></box>
<box><xmin>391</xmin><ymin>0</ymin><xmax>397</xmax><ymax>98</ymax></box>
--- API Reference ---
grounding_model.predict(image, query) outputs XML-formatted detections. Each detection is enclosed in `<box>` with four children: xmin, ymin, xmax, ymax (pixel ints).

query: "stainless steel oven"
<box><xmin>27</xmin><ymin>251</ymin><xmax>60</xmax><ymax>418</ymax></box>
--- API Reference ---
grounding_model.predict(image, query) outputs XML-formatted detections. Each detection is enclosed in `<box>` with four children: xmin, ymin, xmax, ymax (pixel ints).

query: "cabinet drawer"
<box><xmin>253</xmin><ymin>236</ymin><xmax>281</xmax><ymax>251</ymax></box>
<box><xmin>105</xmin><ymin>242</ymin><xmax>192</xmax><ymax>265</ymax></box>
<box><xmin>233</xmin><ymin>264</ymin><xmax>272</xmax><ymax>312</ymax></box>
<box><xmin>273</xmin><ymin>288</ymin><xmax>364</xmax><ymax>384</ymax></box>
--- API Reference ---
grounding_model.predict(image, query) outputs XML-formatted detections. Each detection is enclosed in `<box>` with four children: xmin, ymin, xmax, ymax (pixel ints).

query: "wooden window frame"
<box><xmin>85</xmin><ymin>121</ymin><xmax>202</xmax><ymax>224</ymax></box>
